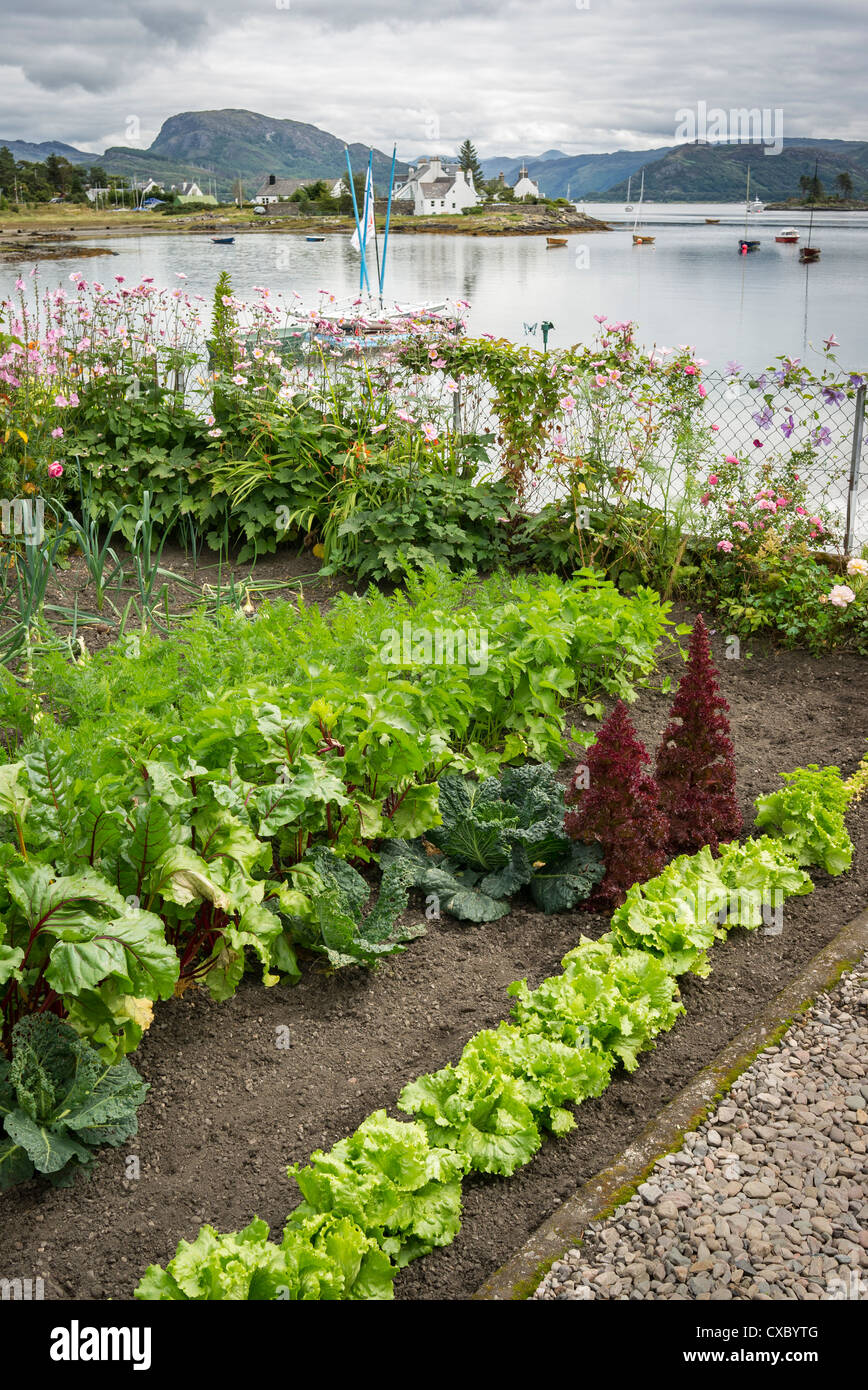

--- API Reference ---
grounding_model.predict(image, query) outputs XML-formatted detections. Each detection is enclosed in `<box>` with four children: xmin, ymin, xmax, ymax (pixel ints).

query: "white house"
<box><xmin>172</xmin><ymin>179</ymin><xmax>207</xmax><ymax>201</ymax></box>
<box><xmin>393</xmin><ymin>157</ymin><xmax>480</xmax><ymax>215</ymax></box>
<box><xmin>512</xmin><ymin>163</ymin><xmax>540</xmax><ymax>200</ymax></box>
<box><xmin>253</xmin><ymin>175</ymin><xmax>306</xmax><ymax>204</ymax></box>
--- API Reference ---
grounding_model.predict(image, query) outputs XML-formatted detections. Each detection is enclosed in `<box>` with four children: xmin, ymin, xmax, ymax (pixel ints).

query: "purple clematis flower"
<box><xmin>781</xmin><ymin>414</ymin><xmax>796</xmax><ymax>438</ymax></box>
<box><xmin>752</xmin><ymin>405</ymin><xmax>774</xmax><ymax>431</ymax></box>
<box><xmin>812</xmin><ymin>425</ymin><xmax>832</xmax><ymax>447</ymax></box>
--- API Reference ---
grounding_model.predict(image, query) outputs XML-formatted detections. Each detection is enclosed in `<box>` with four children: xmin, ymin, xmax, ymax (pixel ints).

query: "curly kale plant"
<box><xmin>0</xmin><ymin>1014</ymin><xmax>149</xmax><ymax>1190</ymax></box>
<box><xmin>382</xmin><ymin>765</ymin><xmax>604</xmax><ymax>922</ymax></box>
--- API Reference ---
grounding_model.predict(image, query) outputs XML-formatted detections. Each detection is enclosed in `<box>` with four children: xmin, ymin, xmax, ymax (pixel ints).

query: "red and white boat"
<box><xmin>775</xmin><ymin>227</ymin><xmax>799</xmax><ymax>243</ymax></box>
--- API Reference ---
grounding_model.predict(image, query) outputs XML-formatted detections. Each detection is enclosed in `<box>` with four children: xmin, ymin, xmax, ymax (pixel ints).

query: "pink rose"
<box><xmin>717</xmin><ymin>540</ymin><xmax>734</xmax><ymax>552</ymax></box>
<box><xmin>48</xmin><ymin>461</ymin><xmax>64</xmax><ymax>478</ymax></box>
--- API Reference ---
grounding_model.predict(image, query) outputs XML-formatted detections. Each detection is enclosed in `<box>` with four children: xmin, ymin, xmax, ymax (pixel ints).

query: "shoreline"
<box><xmin>0</xmin><ymin>207</ymin><xmax>611</xmax><ymax>253</ymax></box>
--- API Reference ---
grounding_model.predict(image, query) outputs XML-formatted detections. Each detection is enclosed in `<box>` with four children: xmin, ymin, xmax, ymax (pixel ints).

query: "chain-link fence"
<box><xmin>451</xmin><ymin>369</ymin><xmax>868</xmax><ymax>550</ymax></box>
<box><xmin>701</xmin><ymin>374</ymin><xmax>867</xmax><ymax>549</ymax></box>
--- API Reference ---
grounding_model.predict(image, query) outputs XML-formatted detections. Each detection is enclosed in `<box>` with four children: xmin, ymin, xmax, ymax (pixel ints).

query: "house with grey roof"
<box><xmin>393</xmin><ymin>157</ymin><xmax>479</xmax><ymax>215</ymax></box>
<box><xmin>253</xmin><ymin>174</ymin><xmax>307</xmax><ymax>204</ymax></box>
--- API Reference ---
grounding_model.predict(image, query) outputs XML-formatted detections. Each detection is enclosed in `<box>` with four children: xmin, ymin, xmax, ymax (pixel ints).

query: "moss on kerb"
<box><xmin>511</xmin><ymin>1255</ymin><xmax>558</xmax><ymax>1301</ymax></box>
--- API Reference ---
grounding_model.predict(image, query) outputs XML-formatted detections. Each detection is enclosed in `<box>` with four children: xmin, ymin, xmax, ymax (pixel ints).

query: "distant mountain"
<box><xmin>480</xmin><ymin>147</ymin><xmax>672</xmax><ymax>197</ymax></box>
<box><xmin>99</xmin><ymin>109</ymin><xmax>405</xmax><ymax>197</ymax></box>
<box><xmin>0</xmin><ymin>138</ymin><xmax>95</xmax><ymax>166</ymax></box>
<box><xmin>595</xmin><ymin>141</ymin><xmax>868</xmax><ymax>201</ymax></box>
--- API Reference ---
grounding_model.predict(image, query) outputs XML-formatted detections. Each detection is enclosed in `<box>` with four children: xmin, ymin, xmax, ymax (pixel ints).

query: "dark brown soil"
<box><xmin>1</xmin><ymin>622</ymin><xmax>866</xmax><ymax>1302</ymax></box>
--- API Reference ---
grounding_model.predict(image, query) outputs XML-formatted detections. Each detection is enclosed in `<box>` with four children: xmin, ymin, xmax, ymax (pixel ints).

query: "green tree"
<box><xmin>0</xmin><ymin>145</ymin><xmax>15</xmax><ymax>195</ymax></box>
<box><xmin>836</xmin><ymin>171</ymin><xmax>853</xmax><ymax>199</ymax></box>
<box><xmin>458</xmin><ymin>139</ymin><xmax>484</xmax><ymax>190</ymax></box>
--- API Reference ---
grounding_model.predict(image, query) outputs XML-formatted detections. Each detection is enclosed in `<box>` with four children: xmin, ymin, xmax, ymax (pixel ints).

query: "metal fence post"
<box><xmin>845</xmin><ymin>383</ymin><xmax>866</xmax><ymax>555</ymax></box>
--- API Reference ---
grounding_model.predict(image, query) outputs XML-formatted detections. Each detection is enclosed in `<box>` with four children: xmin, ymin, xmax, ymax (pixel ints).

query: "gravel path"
<box><xmin>535</xmin><ymin>956</ymin><xmax>868</xmax><ymax>1301</ymax></box>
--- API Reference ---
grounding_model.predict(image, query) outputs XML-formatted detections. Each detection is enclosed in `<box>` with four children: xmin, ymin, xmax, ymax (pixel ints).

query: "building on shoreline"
<box><xmin>512</xmin><ymin>163</ymin><xmax>541</xmax><ymax>199</ymax></box>
<box><xmin>393</xmin><ymin>157</ymin><xmax>480</xmax><ymax>215</ymax></box>
<box><xmin>253</xmin><ymin>175</ymin><xmax>308</xmax><ymax>205</ymax></box>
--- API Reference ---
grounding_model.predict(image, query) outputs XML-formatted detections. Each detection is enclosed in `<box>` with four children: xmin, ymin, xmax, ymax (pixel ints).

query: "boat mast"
<box><xmin>378</xmin><ymin>145</ymin><xmax>398</xmax><ymax>306</ymax></box>
<box><xmin>744</xmin><ymin>165</ymin><xmax>750</xmax><ymax>237</ymax></box>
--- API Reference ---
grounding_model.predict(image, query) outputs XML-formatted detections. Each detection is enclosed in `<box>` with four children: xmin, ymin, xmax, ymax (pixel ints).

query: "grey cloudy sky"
<box><xmin>0</xmin><ymin>0</ymin><xmax>864</xmax><ymax>156</ymax></box>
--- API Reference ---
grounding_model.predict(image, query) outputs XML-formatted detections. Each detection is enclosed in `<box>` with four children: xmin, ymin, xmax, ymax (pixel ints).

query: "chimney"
<box><xmin>268</xmin><ymin>174</ymin><xmax>276</xmax><ymax>185</ymax></box>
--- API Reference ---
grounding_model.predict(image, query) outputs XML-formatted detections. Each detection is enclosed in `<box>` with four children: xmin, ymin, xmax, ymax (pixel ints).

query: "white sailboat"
<box><xmin>625</xmin><ymin>175</ymin><xmax>633</xmax><ymax>212</ymax></box>
<box><xmin>632</xmin><ymin>170</ymin><xmax>655</xmax><ymax>244</ymax></box>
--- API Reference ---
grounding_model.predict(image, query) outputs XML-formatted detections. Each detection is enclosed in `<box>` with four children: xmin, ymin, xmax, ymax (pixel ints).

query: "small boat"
<box><xmin>748</xmin><ymin>196</ymin><xmax>764</xmax><ymax>213</ymax></box>
<box><xmin>738</xmin><ymin>169</ymin><xmax>760</xmax><ymax>253</ymax></box>
<box><xmin>775</xmin><ymin>227</ymin><xmax>799</xmax><ymax>243</ymax></box>
<box><xmin>632</xmin><ymin>171</ymin><xmax>655</xmax><ymax>244</ymax></box>
<box><xmin>546</xmin><ymin>236</ymin><xmax>568</xmax><ymax>247</ymax></box>
<box><xmin>705</xmin><ymin>217</ymin><xmax>720</xmax><ymax>224</ymax></box>
<box><xmin>798</xmin><ymin>163</ymin><xmax>821</xmax><ymax>263</ymax></box>
<box><xmin>306</xmin><ymin>235</ymin><xmax>326</xmax><ymax>242</ymax></box>
<box><xmin>211</xmin><ymin>236</ymin><xmax>235</xmax><ymax>244</ymax></box>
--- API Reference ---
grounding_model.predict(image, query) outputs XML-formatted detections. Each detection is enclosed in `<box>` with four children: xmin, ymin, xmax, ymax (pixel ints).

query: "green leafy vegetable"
<box><xmin>754</xmin><ymin>764</ymin><xmax>854</xmax><ymax>875</ymax></box>
<box><xmin>0</xmin><ymin>1014</ymin><xmax>148</xmax><ymax>1189</ymax></box>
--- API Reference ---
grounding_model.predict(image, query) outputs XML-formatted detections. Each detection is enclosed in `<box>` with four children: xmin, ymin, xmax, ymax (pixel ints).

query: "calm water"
<box><xmin>3</xmin><ymin>201</ymin><xmax>867</xmax><ymax>370</ymax></box>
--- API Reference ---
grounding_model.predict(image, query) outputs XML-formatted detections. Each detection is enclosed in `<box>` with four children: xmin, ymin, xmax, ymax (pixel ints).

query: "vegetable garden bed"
<box><xmin>1</xmin><ymin>621</ymin><xmax>865</xmax><ymax>1301</ymax></box>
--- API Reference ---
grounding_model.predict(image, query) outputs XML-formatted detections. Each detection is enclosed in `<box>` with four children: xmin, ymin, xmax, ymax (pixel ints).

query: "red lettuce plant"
<box><xmin>564</xmin><ymin>700</ymin><xmax>668</xmax><ymax>906</ymax></box>
<box><xmin>655</xmin><ymin>613</ymin><xmax>742</xmax><ymax>854</ymax></box>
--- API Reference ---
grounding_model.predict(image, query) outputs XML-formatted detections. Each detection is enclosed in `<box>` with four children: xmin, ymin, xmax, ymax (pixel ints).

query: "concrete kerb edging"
<box><xmin>473</xmin><ymin>907</ymin><xmax>868</xmax><ymax>1301</ymax></box>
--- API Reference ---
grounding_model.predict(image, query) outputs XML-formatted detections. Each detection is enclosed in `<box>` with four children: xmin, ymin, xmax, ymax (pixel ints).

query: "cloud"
<box><xmin>0</xmin><ymin>0</ymin><xmax>863</xmax><ymax>155</ymax></box>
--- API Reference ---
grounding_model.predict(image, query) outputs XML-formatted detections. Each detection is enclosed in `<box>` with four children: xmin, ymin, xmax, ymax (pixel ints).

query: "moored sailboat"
<box><xmin>632</xmin><ymin>171</ymin><xmax>655</xmax><ymax>245</ymax></box>
<box><xmin>799</xmin><ymin>161</ymin><xmax>821</xmax><ymax>263</ymax></box>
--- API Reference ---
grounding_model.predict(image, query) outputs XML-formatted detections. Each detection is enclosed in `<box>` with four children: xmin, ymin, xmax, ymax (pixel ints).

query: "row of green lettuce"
<box><xmin>134</xmin><ymin>763</ymin><xmax>860</xmax><ymax>1300</ymax></box>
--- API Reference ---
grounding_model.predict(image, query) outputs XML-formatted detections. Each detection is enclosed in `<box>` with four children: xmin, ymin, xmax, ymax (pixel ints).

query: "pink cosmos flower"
<box><xmin>559</xmin><ymin>394</ymin><xmax>577</xmax><ymax>413</ymax></box>
<box><xmin>422</xmin><ymin>422</ymin><xmax>439</xmax><ymax>443</ymax></box>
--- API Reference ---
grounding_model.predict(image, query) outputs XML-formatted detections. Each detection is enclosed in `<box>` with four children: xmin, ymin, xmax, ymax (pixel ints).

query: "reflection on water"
<box><xmin>1</xmin><ymin>202</ymin><xmax>866</xmax><ymax>369</ymax></box>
